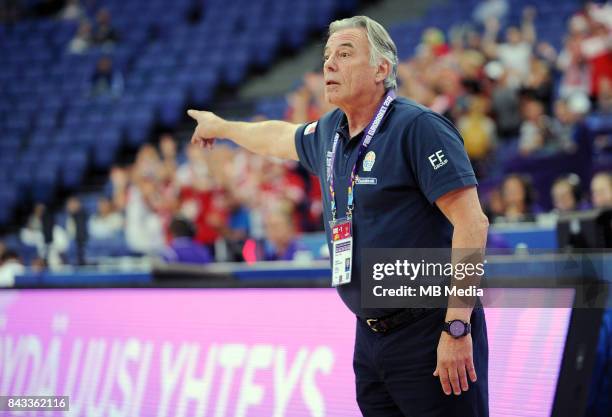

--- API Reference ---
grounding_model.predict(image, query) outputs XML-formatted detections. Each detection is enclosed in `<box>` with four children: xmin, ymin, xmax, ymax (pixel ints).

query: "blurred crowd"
<box><xmin>485</xmin><ymin>171</ymin><xmax>612</xmax><ymax>224</ymax></box>
<box><xmin>6</xmin><ymin>128</ymin><xmax>608</xmax><ymax>274</ymax></box>
<box><xmin>4</xmin><ymin>132</ymin><xmax>323</xmax><ymax>271</ymax></box>
<box><xmin>1</xmin><ymin>0</ymin><xmax>611</xmax><ymax>274</ymax></box>
<box><xmin>397</xmin><ymin>2</ymin><xmax>610</xmax><ymax>170</ymax></box>
<box><xmin>107</xmin><ymin>133</ymin><xmax>322</xmax><ymax>260</ymax></box>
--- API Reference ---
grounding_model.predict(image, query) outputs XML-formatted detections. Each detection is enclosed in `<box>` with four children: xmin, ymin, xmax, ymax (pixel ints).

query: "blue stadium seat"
<box><xmin>159</xmin><ymin>88</ymin><xmax>187</xmax><ymax>127</ymax></box>
<box><xmin>13</xmin><ymin>168</ymin><xmax>36</xmax><ymax>200</ymax></box>
<box><xmin>4</xmin><ymin>112</ymin><xmax>30</xmax><ymax>137</ymax></box>
<box><xmin>28</xmin><ymin>132</ymin><xmax>54</xmax><ymax>150</ymax></box>
<box><xmin>39</xmin><ymin>148</ymin><xmax>65</xmax><ymax>167</ymax></box>
<box><xmin>19</xmin><ymin>149</ymin><xmax>43</xmax><ymax>167</ymax></box>
<box><xmin>0</xmin><ymin>140</ymin><xmax>22</xmax><ymax>157</ymax></box>
<box><xmin>223</xmin><ymin>50</ymin><xmax>250</xmax><ymax>86</ymax></box>
<box><xmin>256</xmin><ymin>96</ymin><xmax>288</xmax><ymax>120</ymax></box>
<box><xmin>253</xmin><ymin>33</ymin><xmax>280</xmax><ymax>67</ymax></box>
<box><xmin>62</xmin><ymin>150</ymin><xmax>89</xmax><ymax>189</ymax></box>
<box><xmin>0</xmin><ymin>186</ymin><xmax>18</xmax><ymax>210</ymax></box>
<box><xmin>586</xmin><ymin>114</ymin><xmax>612</xmax><ymax>135</ymax></box>
<box><xmin>61</xmin><ymin>107</ymin><xmax>88</xmax><ymax>129</ymax></box>
<box><xmin>0</xmin><ymin>162</ymin><xmax>15</xmax><ymax>183</ymax></box>
<box><xmin>79</xmin><ymin>193</ymin><xmax>101</xmax><ymax>215</ymax></box>
<box><xmin>190</xmin><ymin>70</ymin><xmax>219</xmax><ymax>106</ymax></box>
<box><xmin>31</xmin><ymin>166</ymin><xmax>59</xmax><ymax>204</ymax></box>
<box><xmin>68</xmin><ymin>131</ymin><xmax>96</xmax><ymax>151</ymax></box>
<box><xmin>86</xmin><ymin>235</ymin><xmax>133</xmax><ymax>258</ymax></box>
<box><xmin>0</xmin><ymin>207</ymin><xmax>12</xmax><ymax>226</ymax></box>
<box><xmin>35</xmin><ymin>110</ymin><xmax>60</xmax><ymax>131</ymax></box>
<box><xmin>93</xmin><ymin>129</ymin><xmax>123</xmax><ymax>169</ymax></box>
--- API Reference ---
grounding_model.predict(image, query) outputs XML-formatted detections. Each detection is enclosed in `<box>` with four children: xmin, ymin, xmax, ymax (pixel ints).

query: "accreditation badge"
<box><xmin>330</xmin><ymin>218</ymin><xmax>353</xmax><ymax>286</ymax></box>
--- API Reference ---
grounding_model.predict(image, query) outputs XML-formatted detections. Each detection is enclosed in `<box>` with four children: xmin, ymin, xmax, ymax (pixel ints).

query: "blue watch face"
<box><xmin>449</xmin><ymin>320</ymin><xmax>465</xmax><ymax>337</ymax></box>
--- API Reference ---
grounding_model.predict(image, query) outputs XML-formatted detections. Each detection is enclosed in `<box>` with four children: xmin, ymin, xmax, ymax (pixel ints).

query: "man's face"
<box><xmin>67</xmin><ymin>198</ymin><xmax>81</xmax><ymax>214</ymax></box>
<box><xmin>98</xmin><ymin>199</ymin><xmax>112</xmax><ymax>216</ymax></box>
<box><xmin>523</xmin><ymin>100</ymin><xmax>543</xmax><ymax>121</ymax></box>
<box><xmin>591</xmin><ymin>175</ymin><xmax>612</xmax><ymax>208</ymax></box>
<box><xmin>502</xmin><ymin>178</ymin><xmax>526</xmax><ymax>207</ymax></box>
<box><xmin>323</xmin><ymin>28</ymin><xmax>379</xmax><ymax>107</ymax></box>
<box><xmin>552</xmin><ymin>182</ymin><xmax>576</xmax><ymax>212</ymax></box>
<box><xmin>264</xmin><ymin>213</ymin><xmax>293</xmax><ymax>247</ymax></box>
<box><xmin>160</xmin><ymin>135</ymin><xmax>176</xmax><ymax>157</ymax></box>
<box><xmin>506</xmin><ymin>27</ymin><xmax>521</xmax><ymax>44</ymax></box>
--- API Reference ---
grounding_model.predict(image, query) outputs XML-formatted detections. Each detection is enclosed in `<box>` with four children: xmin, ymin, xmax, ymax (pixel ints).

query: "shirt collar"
<box><xmin>334</xmin><ymin>94</ymin><xmax>397</xmax><ymax>141</ymax></box>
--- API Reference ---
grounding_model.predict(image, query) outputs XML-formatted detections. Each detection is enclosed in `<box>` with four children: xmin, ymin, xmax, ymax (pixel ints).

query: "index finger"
<box><xmin>187</xmin><ymin>109</ymin><xmax>200</xmax><ymax>120</ymax></box>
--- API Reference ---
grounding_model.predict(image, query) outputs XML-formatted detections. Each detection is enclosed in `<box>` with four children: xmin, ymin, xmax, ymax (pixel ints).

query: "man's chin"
<box><xmin>324</xmin><ymin>92</ymin><xmax>340</xmax><ymax>106</ymax></box>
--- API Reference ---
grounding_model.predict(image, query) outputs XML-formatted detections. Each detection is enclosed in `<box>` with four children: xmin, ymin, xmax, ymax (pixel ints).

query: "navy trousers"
<box><xmin>353</xmin><ymin>308</ymin><xmax>489</xmax><ymax>417</ymax></box>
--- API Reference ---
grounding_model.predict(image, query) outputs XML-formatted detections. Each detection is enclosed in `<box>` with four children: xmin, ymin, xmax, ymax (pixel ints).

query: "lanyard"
<box><xmin>328</xmin><ymin>90</ymin><xmax>396</xmax><ymax>221</ymax></box>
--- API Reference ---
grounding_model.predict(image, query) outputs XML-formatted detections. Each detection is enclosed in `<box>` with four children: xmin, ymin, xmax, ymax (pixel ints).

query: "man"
<box><xmin>551</xmin><ymin>174</ymin><xmax>581</xmax><ymax>213</ymax></box>
<box><xmin>161</xmin><ymin>216</ymin><xmax>213</xmax><ymax>265</ymax></box>
<box><xmin>0</xmin><ymin>249</ymin><xmax>24</xmax><ymax>287</ymax></box>
<box><xmin>261</xmin><ymin>208</ymin><xmax>303</xmax><ymax>261</ymax></box>
<box><xmin>591</xmin><ymin>171</ymin><xmax>612</xmax><ymax>209</ymax></box>
<box><xmin>65</xmin><ymin>196</ymin><xmax>88</xmax><ymax>265</ymax></box>
<box><xmin>188</xmin><ymin>16</ymin><xmax>489</xmax><ymax>416</ymax></box>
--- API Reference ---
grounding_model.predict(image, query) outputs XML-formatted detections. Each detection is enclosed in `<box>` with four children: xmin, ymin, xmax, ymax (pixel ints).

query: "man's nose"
<box><xmin>324</xmin><ymin>55</ymin><xmax>337</xmax><ymax>72</ymax></box>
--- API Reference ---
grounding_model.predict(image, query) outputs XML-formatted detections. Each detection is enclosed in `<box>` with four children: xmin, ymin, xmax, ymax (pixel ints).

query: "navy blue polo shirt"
<box><xmin>294</xmin><ymin>96</ymin><xmax>477</xmax><ymax>318</ymax></box>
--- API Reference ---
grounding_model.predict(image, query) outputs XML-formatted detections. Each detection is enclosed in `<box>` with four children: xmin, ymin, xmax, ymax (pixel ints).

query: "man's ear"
<box><xmin>375</xmin><ymin>59</ymin><xmax>390</xmax><ymax>84</ymax></box>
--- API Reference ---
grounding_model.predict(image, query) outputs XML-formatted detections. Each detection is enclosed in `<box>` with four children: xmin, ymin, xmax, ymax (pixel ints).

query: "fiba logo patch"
<box><xmin>363</xmin><ymin>151</ymin><xmax>376</xmax><ymax>172</ymax></box>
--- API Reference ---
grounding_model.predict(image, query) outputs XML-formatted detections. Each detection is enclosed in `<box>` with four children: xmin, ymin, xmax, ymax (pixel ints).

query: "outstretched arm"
<box><xmin>187</xmin><ymin>109</ymin><xmax>300</xmax><ymax>160</ymax></box>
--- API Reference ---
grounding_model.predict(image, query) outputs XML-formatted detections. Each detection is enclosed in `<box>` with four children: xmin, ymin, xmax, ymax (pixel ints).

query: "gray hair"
<box><xmin>329</xmin><ymin>16</ymin><xmax>398</xmax><ymax>90</ymax></box>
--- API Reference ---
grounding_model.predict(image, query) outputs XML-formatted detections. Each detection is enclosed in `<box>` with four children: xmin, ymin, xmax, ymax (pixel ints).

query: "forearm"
<box><xmin>222</xmin><ymin>119</ymin><xmax>300</xmax><ymax>160</ymax></box>
<box><xmin>446</xmin><ymin>217</ymin><xmax>489</xmax><ymax>323</ymax></box>
<box><xmin>482</xmin><ymin>25</ymin><xmax>499</xmax><ymax>58</ymax></box>
<box><xmin>521</xmin><ymin>18</ymin><xmax>536</xmax><ymax>45</ymax></box>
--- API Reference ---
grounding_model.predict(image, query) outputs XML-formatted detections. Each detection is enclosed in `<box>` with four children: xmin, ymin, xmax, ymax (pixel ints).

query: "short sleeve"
<box><xmin>407</xmin><ymin>112</ymin><xmax>478</xmax><ymax>204</ymax></box>
<box><xmin>294</xmin><ymin>120</ymin><xmax>323</xmax><ymax>175</ymax></box>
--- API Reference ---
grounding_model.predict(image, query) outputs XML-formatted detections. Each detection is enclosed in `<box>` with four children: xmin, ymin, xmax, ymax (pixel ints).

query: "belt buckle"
<box><xmin>366</xmin><ymin>318</ymin><xmax>380</xmax><ymax>332</ymax></box>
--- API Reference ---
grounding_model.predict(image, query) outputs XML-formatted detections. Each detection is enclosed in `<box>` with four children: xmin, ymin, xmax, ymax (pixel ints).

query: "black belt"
<box><xmin>363</xmin><ymin>308</ymin><xmax>437</xmax><ymax>334</ymax></box>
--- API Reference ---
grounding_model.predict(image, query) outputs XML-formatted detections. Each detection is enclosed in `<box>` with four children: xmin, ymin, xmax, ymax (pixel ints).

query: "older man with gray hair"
<box><xmin>188</xmin><ymin>15</ymin><xmax>489</xmax><ymax>416</ymax></box>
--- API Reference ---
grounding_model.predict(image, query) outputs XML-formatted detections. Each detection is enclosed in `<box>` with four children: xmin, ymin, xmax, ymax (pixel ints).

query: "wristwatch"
<box><xmin>443</xmin><ymin>320</ymin><xmax>471</xmax><ymax>338</ymax></box>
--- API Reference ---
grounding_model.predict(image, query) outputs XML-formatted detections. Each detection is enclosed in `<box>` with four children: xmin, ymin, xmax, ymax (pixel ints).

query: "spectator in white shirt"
<box><xmin>483</xmin><ymin>8</ymin><xmax>536</xmax><ymax>87</ymax></box>
<box><xmin>67</xmin><ymin>21</ymin><xmax>92</xmax><ymax>54</ymax></box>
<box><xmin>473</xmin><ymin>0</ymin><xmax>508</xmax><ymax>25</ymax></box>
<box><xmin>0</xmin><ymin>250</ymin><xmax>24</xmax><ymax>287</ymax></box>
<box><xmin>88</xmin><ymin>197</ymin><xmax>124</xmax><ymax>240</ymax></box>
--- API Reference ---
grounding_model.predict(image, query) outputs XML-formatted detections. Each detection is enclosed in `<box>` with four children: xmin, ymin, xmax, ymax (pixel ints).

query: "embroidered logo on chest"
<box><xmin>363</xmin><ymin>151</ymin><xmax>376</xmax><ymax>172</ymax></box>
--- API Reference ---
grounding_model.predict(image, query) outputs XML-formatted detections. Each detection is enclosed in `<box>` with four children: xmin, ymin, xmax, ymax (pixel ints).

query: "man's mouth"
<box><xmin>326</xmin><ymin>80</ymin><xmax>340</xmax><ymax>86</ymax></box>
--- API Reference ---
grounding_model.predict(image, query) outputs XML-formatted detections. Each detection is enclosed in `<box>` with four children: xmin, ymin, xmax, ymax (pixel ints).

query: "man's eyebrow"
<box><xmin>324</xmin><ymin>42</ymin><xmax>355</xmax><ymax>53</ymax></box>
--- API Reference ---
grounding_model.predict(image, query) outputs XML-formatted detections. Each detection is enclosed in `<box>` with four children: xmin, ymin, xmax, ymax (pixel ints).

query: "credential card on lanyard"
<box><xmin>331</xmin><ymin>218</ymin><xmax>352</xmax><ymax>286</ymax></box>
<box><xmin>327</xmin><ymin>90</ymin><xmax>396</xmax><ymax>287</ymax></box>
